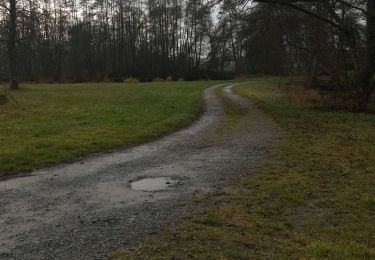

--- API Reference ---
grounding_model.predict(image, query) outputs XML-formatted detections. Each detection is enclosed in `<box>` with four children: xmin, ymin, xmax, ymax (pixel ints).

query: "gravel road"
<box><xmin>0</xmin><ymin>84</ymin><xmax>279</xmax><ymax>259</ymax></box>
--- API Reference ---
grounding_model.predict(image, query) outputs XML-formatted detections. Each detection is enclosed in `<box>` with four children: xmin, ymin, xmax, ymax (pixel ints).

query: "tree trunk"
<box><xmin>309</xmin><ymin>52</ymin><xmax>318</xmax><ymax>86</ymax></box>
<box><xmin>8</xmin><ymin>0</ymin><xmax>18</xmax><ymax>90</ymax></box>
<box><xmin>358</xmin><ymin>0</ymin><xmax>375</xmax><ymax>108</ymax></box>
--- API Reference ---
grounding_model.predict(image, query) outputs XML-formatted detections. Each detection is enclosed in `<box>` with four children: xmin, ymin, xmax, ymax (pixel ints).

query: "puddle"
<box><xmin>130</xmin><ymin>177</ymin><xmax>177</xmax><ymax>191</ymax></box>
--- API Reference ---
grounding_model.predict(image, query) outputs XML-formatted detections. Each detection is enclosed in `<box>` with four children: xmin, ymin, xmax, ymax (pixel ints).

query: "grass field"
<box><xmin>113</xmin><ymin>78</ymin><xmax>375</xmax><ymax>259</ymax></box>
<box><xmin>0</xmin><ymin>81</ymin><xmax>218</xmax><ymax>177</ymax></box>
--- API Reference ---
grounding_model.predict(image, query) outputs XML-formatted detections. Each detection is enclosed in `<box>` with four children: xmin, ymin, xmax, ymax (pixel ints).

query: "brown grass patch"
<box><xmin>280</xmin><ymin>84</ymin><xmax>364</xmax><ymax>112</ymax></box>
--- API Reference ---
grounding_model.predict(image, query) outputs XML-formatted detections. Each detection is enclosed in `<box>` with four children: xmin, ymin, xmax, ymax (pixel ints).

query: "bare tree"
<box><xmin>1</xmin><ymin>0</ymin><xmax>19</xmax><ymax>89</ymax></box>
<box><xmin>255</xmin><ymin>0</ymin><xmax>374</xmax><ymax>108</ymax></box>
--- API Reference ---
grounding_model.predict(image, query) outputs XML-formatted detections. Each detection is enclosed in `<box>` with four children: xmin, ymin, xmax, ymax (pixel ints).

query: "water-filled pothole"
<box><xmin>130</xmin><ymin>177</ymin><xmax>177</xmax><ymax>191</ymax></box>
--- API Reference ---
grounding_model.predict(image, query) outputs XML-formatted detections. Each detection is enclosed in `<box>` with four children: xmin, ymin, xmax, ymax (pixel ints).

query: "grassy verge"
<box><xmin>215</xmin><ymin>87</ymin><xmax>248</xmax><ymax>128</ymax></box>
<box><xmin>113</xmin><ymin>78</ymin><xmax>375</xmax><ymax>259</ymax></box>
<box><xmin>0</xmin><ymin>81</ymin><xmax>218</xmax><ymax>176</ymax></box>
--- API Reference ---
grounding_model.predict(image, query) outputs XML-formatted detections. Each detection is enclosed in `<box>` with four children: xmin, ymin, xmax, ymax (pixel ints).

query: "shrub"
<box><xmin>152</xmin><ymin>77</ymin><xmax>165</xmax><ymax>82</ymax></box>
<box><xmin>280</xmin><ymin>83</ymin><xmax>363</xmax><ymax>112</ymax></box>
<box><xmin>233</xmin><ymin>74</ymin><xmax>248</xmax><ymax>80</ymax></box>
<box><xmin>123</xmin><ymin>77</ymin><xmax>140</xmax><ymax>83</ymax></box>
<box><xmin>166</xmin><ymin>75</ymin><xmax>173</xmax><ymax>82</ymax></box>
<box><xmin>102</xmin><ymin>77</ymin><xmax>112</xmax><ymax>83</ymax></box>
<box><xmin>281</xmin><ymin>85</ymin><xmax>322</xmax><ymax>107</ymax></box>
<box><xmin>0</xmin><ymin>94</ymin><xmax>9</xmax><ymax>105</ymax></box>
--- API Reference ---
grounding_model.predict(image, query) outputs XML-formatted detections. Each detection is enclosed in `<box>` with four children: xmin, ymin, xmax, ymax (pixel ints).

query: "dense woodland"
<box><xmin>0</xmin><ymin>0</ymin><xmax>373</xmax><ymax>107</ymax></box>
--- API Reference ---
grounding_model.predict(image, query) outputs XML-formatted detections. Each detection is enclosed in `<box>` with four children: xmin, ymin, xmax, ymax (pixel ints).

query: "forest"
<box><xmin>0</xmin><ymin>0</ymin><xmax>373</xmax><ymax>108</ymax></box>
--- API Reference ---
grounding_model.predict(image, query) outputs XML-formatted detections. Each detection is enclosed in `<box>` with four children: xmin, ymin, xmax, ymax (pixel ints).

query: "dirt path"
<box><xmin>0</xmin><ymin>84</ymin><xmax>279</xmax><ymax>259</ymax></box>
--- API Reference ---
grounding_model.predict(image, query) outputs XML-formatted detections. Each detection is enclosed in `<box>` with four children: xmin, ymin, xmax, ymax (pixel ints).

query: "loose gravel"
<box><xmin>0</xmin><ymin>84</ymin><xmax>279</xmax><ymax>259</ymax></box>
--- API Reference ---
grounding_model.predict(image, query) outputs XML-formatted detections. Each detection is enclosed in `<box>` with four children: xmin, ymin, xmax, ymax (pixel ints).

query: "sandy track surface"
<box><xmin>0</xmin><ymin>84</ymin><xmax>279</xmax><ymax>259</ymax></box>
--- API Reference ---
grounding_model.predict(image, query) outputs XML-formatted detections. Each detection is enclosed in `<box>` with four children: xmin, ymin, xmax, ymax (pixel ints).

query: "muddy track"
<box><xmin>0</xmin><ymin>84</ymin><xmax>279</xmax><ymax>260</ymax></box>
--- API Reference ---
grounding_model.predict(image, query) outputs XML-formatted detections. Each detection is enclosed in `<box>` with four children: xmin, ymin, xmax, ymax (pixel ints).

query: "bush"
<box><xmin>0</xmin><ymin>94</ymin><xmax>9</xmax><ymax>105</ymax></box>
<box><xmin>101</xmin><ymin>77</ymin><xmax>112</xmax><ymax>83</ymax></box>
<box><xmin>152</xmin><ymin>77</ymin><xmax>165</xmax><ymax>82</ymax></box>
<box><xmin>281</xmin><ymin>83</ymin><xmax>363</xmax><ymax>112</ymax></box>
<box><xmin>281</xmin><ymin>85</ymin><xmax>322</xmax><ymax>106</ymax></box>
<box><xmin>123</xmin><ymin>77</ymin><xmax>140</xmax><ymax>83</ymax></box>
<box><xmin>233</xmin><ymin>74</ymin><xmax>248</xmax><ymax>80</ymax></box>
<box><xmin>166</xmin><ymin>75</ymin><xmax>173</xmax><ymax>82</ymax></box>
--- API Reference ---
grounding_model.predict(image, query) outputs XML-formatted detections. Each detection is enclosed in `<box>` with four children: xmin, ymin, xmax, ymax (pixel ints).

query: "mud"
<box><xmin>130</xmin><ymin>177</ymin><xmax>177</xmax><ymax>191</ymax></box>
<box><xmin>0</xmin><ymin>84</ymin><xmax>279</xmax><ymax>259</ymax></box>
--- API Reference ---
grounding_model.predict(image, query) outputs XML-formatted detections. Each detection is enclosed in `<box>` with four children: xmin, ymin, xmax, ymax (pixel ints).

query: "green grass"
<box><xmin>0</xmin><ymin>81</ymin><xmax>219</xmax><ymax>176</ymax></box>
<box><xmin>112</xmin><ymin>78</ymin><xmax>375</xmax><ymax>259</ymax></box>
<box><xmin>214</xmin><ymin>87</ymin><xmax>248</xmax><ymax>128</ymax></box>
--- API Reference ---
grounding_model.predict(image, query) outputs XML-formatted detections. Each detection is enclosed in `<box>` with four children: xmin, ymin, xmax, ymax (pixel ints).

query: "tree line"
<box><xmin>0</xmin><ymin>0</ymin><xmax>214</xmax><ymax>84</ymax></box>
<box><xmin>218</xmin><ymin>0</ymin><xmax>373</xmax><ymax>108</ymax></box>
<box><xmin>0</xmin><ymin>0</ymin><xmax>373</xmax><ymax>107</ymax></box>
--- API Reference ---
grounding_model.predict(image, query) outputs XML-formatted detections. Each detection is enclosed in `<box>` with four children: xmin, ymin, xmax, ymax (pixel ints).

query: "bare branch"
<box><xmin>336</xmin><ymin>0</ymin><xmax>367</xmax><ymax>15</ymax></box>
<box><xmin>255</xmin><ymin>0</ymin><xmax>352</xmax><ymax>34</ymax></box>
<box><xmin>0</xmin><ymin>2</ymin><xmax>10</xmax><ymax>12</ymax></box>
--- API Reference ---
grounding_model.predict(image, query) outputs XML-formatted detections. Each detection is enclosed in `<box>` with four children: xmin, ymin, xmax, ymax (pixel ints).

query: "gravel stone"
<box><xmin>0</xmin><ymin>84</ymin><xmax>279</xmax><ymax>259</ymax></box>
